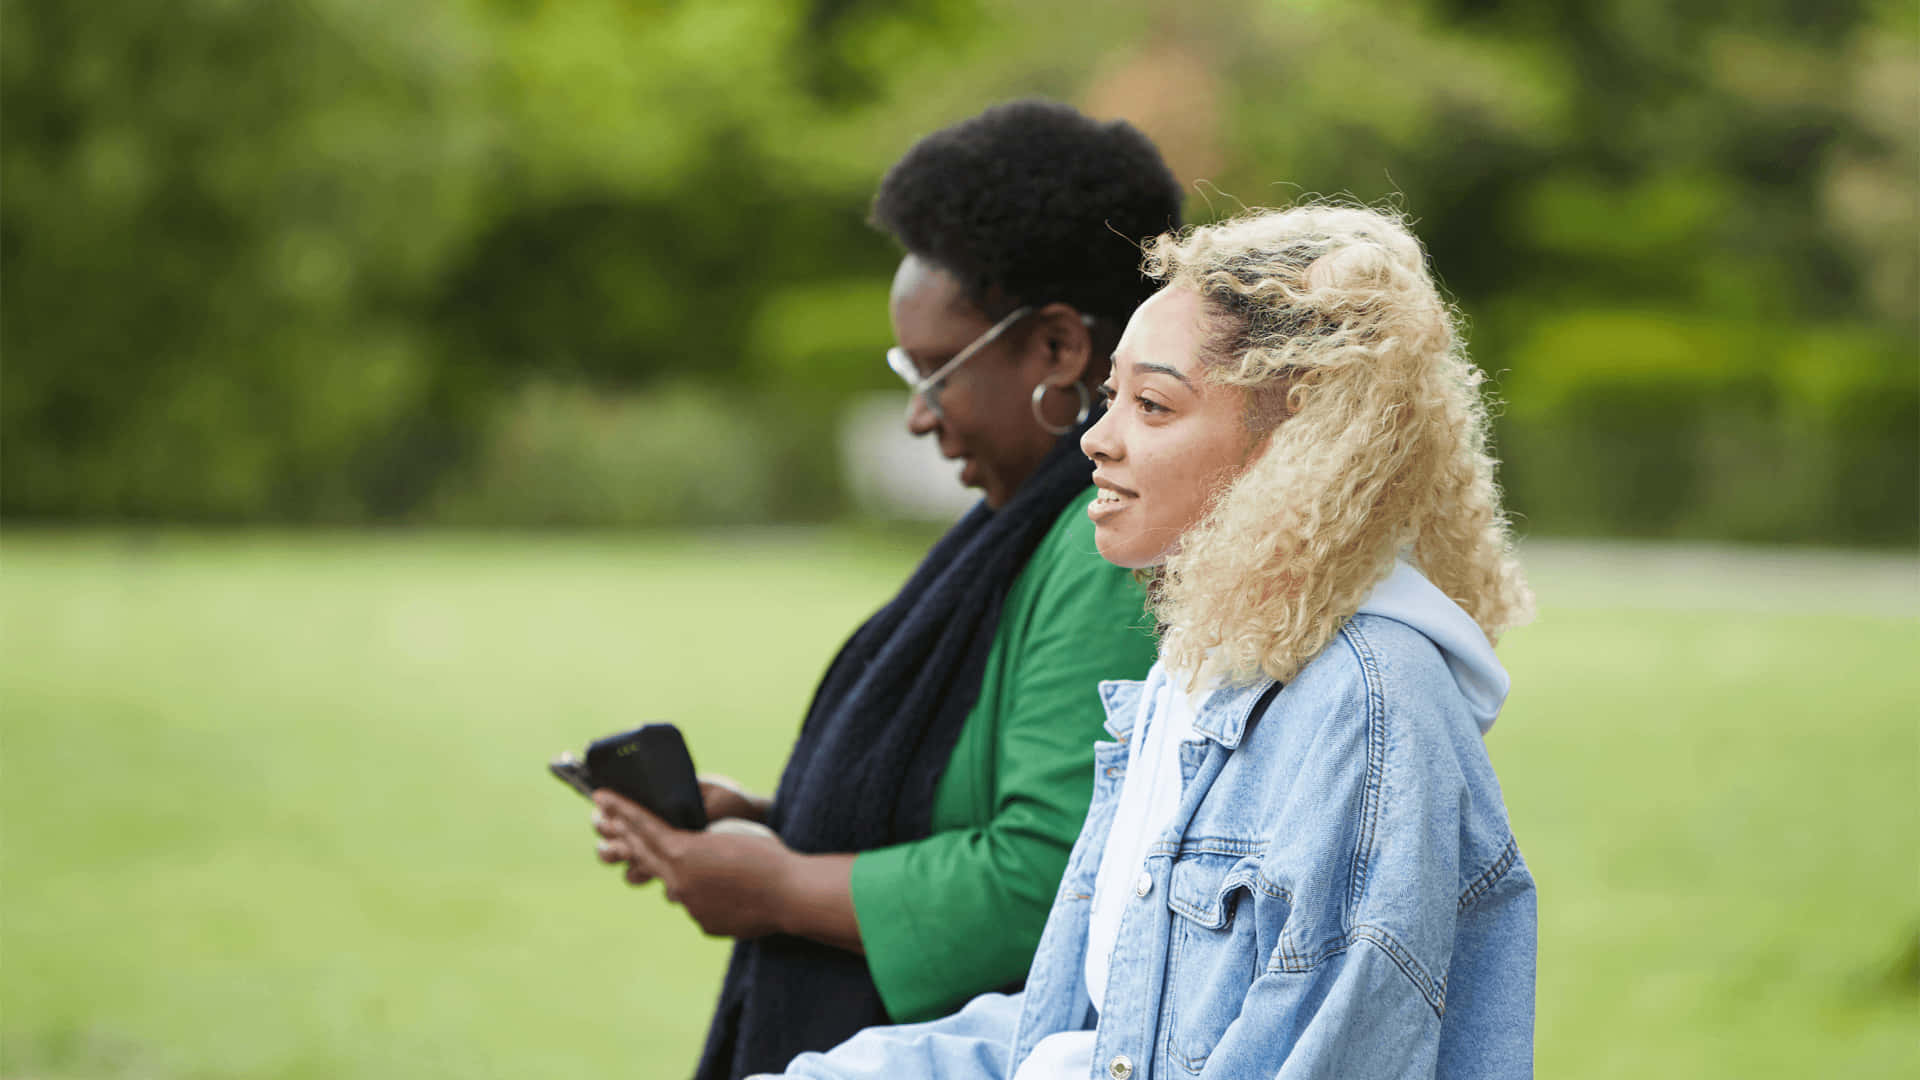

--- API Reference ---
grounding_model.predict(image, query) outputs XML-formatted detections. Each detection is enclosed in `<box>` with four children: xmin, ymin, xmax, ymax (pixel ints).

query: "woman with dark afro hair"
<box><xmin>590</xmin><ymin>100</ymin><xmax>1184</xmax><ymax>1079</ymax></box>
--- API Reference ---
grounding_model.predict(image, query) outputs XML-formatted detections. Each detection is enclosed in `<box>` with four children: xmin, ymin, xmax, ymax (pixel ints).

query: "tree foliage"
<box><xmin>3</xmin><ymin>0</ymin><xmax>1913</xmax><ymax>538</ymax></box>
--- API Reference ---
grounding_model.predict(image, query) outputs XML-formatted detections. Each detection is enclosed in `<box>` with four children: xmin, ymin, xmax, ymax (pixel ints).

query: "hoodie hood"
<box><xmin>1356</xmin><ymin>561</ymin><xmax>1510</xmax><ymax>733</ymax></box>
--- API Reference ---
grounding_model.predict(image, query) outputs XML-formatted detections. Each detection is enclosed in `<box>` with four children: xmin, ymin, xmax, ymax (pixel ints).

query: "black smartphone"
<box><xmin>549</xmin><ymin>722</ymin><xmax>708</xmax><ymax>831</ymax></box>
<box><xmin>548</xmin><ymin>752</ymin><xmax>594</xmax><ymax>798</ymax></box>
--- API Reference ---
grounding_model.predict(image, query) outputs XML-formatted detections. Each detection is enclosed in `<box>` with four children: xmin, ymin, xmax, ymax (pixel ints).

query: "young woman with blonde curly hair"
<box><xmin>762</xmin><ymin>202</ymin><xmax>1539</xmax><ymax>1080</ymax></box>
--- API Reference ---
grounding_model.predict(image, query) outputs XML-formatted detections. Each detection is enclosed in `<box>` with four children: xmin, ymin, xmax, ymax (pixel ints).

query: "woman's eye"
<box><xmin>1095</xmin><ymin>383</ymin><xmax>1116</xmax><ymax>404</ymax></box>
<box><xmin>1136</xmin><ymin>395</ymin><xmax>1167</xmax><ymax>415</ymax></box>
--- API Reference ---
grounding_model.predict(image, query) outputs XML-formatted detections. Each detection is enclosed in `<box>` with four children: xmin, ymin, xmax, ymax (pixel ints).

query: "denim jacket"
<box><xmin>774</xmin><ymin>611</ymin><xmax>1536</xmax><ymax>1080</ymax></box>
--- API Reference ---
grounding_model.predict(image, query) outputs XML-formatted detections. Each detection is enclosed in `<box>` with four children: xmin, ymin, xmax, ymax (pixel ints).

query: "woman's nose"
<box><xmin>905</xmin><ymin>391</ymin><xmax>939</xmax><ymax>436</ymax></box>
<box><xmin>1080</xmin><ymin>405</ymin><xmax>1118</xmax><ymax>461</ymax></box>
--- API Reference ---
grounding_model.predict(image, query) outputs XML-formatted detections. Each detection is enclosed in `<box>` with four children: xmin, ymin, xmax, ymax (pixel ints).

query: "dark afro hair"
<box><xmin>870</xmin><ymin>100</ymin><xmax>1183</xmax><ymax>324</ymax></box>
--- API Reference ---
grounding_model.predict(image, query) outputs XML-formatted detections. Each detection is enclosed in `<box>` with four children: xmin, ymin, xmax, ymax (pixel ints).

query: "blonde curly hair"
<box><xmin>1146</xmin><ymin>203</ymin><xmax>1534</xmax><ymax>686</ymax></box>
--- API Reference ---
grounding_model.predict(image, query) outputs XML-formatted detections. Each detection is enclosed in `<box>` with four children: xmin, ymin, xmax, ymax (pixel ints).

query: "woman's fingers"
<box><xmin>600</xmin><ymin>793</ymin><xmax>675</xmax><ymax>855</ymax></box>
<box><xmin>592</xmin><ymin>809</ymin><xmax>623</xmax><ymax>841</ymax></box>
<box><xmin>592</xmin><ymin>791</ymin><xmax>681</xmax><ymax>891</ymax></box>
<box><xmin>598</xmin><ymin>831</ymin><xmax>664</xmax><ymax>884</ymax></box>
<box><xmin>587</xmin><ymin>793</ymin><xmax>673</xmax><ymax>890</ymax></box>
<box><xmin>592</xmin><ymin>789</ymin><xmax>648</xmax><ymax>831</ymax></box>
<box><xmin>594</xmin><ymin>791</ymin><xmax>678</xmax><ymax>859</ymax></box>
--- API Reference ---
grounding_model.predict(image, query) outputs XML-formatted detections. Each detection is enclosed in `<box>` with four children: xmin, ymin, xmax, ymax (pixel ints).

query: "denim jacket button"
<box><xmin>1134</xmin><ymin>871</ymin><xmax>1153</xmax><ymax>898</ymax></box>
<box><xmin>1107</xmin><ymin>1054</ymin><xmax>1134</xmax><ymax>1080</ymax></box>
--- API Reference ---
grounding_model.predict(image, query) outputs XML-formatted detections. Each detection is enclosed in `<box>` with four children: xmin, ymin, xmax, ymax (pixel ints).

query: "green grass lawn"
<box><xmin>3</xmin><ymin>531</ymin><xmax>1915</xmax><ymax>1078</ymax></box>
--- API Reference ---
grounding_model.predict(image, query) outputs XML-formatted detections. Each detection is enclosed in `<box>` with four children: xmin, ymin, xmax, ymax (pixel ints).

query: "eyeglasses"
<box><xmin>886</xmin><ymin>306</ymin><xmax>1033</xmax><ymax>422</ymax></box>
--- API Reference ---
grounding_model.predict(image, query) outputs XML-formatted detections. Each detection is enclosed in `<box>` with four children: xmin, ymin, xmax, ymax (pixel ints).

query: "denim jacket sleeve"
<box><xmin>768</xmin><ymin>991</ymin><xmax>1025</xmax><ymax>1080</ymax></box>
<box><xmin>1204</xmin><ymin>933</ymin><xmax>1444</xmax><ymax>1078</ymax></box>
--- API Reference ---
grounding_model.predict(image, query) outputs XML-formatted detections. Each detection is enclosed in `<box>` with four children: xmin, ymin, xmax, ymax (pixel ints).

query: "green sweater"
<box><xmin>848</xmin><ymin>486</ymin><xmax>1158</xmax><ymax>1023</ymax></box>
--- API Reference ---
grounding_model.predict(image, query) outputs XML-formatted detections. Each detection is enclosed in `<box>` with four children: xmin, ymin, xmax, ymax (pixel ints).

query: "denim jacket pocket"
<box><xmin>1163</xmin><ymin>852</ymin><xmax>1275</xmax><ymax>1074</ymax></box>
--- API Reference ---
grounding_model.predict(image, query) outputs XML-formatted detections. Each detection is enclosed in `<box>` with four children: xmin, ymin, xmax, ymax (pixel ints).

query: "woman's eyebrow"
<box><xmin>1131</xmin><ymin>360</ymin><xmax>1197</xmax><ymax>391</ymax></box>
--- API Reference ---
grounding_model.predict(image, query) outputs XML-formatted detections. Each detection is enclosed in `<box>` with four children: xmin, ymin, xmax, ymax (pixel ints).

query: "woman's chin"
<box><xmin>959</xmin><ymin>459</ymin><xmax>1006</xmax><ymax>507</ymax></box>
<box><xmin>1090</xmin><ymin>519</ymin><xmax>1179</xmax><ymax>570</ymax></box>
<box><xmin>1091</xmin><ymin>532</ymin><xmax>1146</xmax><ymax>571</ymax></box>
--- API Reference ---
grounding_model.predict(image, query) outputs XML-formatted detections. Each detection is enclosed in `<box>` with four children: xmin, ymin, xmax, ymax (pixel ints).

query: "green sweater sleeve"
<box><xmin>849</xmin><ymin>488</ymin><xmax>1158</xmax><ymax>1023</ymax></box>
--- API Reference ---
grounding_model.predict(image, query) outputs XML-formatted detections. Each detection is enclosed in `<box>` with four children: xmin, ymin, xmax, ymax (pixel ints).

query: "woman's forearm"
<box><xmin>775</xmin><ymin>852</ymin><xmax>865</xmax><ymax>955</ymax></box>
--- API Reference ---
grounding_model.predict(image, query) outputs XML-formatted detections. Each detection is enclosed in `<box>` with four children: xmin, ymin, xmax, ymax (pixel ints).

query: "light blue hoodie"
<box><xmin>772</xmin><ymin>563</ymin><xmax>1536</xmax><ymax>1080</ymax></box>
<box><xmin>1357</xmin><ymin>559</ymin><xmax>1511</xmax><ymax>732</ymax></box>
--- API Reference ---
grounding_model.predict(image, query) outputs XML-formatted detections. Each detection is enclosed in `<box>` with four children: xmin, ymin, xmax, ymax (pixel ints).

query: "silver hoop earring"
<box><xmin>1031</xmin><ymin>381</ymin><xmax>1092</xmax><ymax>436</ymax></box>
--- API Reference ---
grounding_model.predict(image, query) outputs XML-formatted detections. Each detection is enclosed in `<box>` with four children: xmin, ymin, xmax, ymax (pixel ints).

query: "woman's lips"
<box><xmin>1087</xmin><ymin>476</ymin><xmax>1135</xmax><ymax>522</ymax></box>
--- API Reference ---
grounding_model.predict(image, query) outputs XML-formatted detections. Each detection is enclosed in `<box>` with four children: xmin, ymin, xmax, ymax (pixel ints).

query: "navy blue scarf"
<box><xmin>693</xmin><ymin>423</ymin><xmax>1096</xmax><ymax>1080</ymax></box>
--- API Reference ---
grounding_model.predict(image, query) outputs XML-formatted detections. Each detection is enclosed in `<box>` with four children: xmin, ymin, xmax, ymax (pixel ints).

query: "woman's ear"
<box><xmin>1031</xmin><ymin>302</ymin><xmax>1092</xmax><ymax>387</ymax></box>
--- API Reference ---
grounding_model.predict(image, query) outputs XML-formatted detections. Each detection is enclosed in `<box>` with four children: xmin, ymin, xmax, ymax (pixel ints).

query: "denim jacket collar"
<box><xmin>1099</xmin><ymin>669</ymin><xmax>1277</xmax><ymax>750</ymax></box>
<box><xmin>1187</xmin><ymin>677</ymin><xmax>1278</xmax><ymax>749</ymax></box>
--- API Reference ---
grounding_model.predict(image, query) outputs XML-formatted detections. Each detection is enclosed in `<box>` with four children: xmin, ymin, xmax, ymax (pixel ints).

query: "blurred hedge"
<box><xmin>1497</xmin><ymin>314</ymin><xmax>1915</xmax><ymax>542</ymax></box>
<box><xmin>432</xmin><ymin>381</ymin><xmax>845</xmax><ymax>528</ymax></box>
<box><xmin>2</xmin><ymin>0</ymin><xmax>1914</xmax><ymax>542</ymax></box>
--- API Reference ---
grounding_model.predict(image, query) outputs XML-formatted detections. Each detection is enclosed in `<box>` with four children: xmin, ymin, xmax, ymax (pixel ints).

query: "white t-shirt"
<box><xmin>1013</xmin><ymin>664</ymin><xmax>1206</xmax><ymax>1080</ymax></box>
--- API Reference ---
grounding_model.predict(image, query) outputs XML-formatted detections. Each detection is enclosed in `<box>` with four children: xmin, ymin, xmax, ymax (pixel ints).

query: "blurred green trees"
<box><xmin>3</xmin><ymin>0</ymin><xmax>1913</xmax><ymax>539</ymax></box>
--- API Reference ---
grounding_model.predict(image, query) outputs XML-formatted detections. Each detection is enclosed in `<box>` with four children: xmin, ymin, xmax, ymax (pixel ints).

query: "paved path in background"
<box><xmin>696</xmin><ymin>528</ymin><xmax>1918</xmax><ymax>618</ymax></box>
<box><xmin>1518</xmin><ymin>539</ymin><xmax>1919</xmax><ymax>617</ymax></box>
